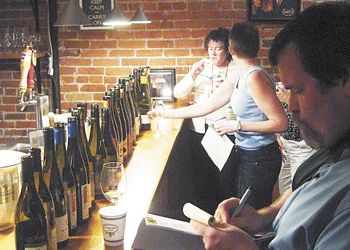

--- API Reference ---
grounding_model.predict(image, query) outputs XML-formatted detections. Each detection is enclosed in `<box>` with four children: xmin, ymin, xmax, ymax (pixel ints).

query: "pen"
<box><xmin>232</xmin><ymin>186</ymin><xmax>252</xmax><ymax>217</ymax></box>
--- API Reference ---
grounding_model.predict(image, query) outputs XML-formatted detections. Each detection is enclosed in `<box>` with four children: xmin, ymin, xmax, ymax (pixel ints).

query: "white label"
<box><xmin>56</xmin><ymin>214</ymin><xmax>68</xmax><ymax>243</ymax></box>
<box><xmin>81</xmin><ymin>184</ymin><xmax>90</xmax><ymax>220</ymax></box>
<box><xmin>50</xmin><ymin>227</ymin><xmax>57</xmax><ymax>250</ymax></box>
<box><xmin>65</xmin><ymin>187</ymin><xmax>77</xmax><ymax>230</ymax></box>
<box><xmin>87</xmin><ymin>181</ymin><xmax>92</xmax><ymax>208</ymax></box>
<box><xmin>141</xmin><ymin>114</ymin><xmax>150</xmax><ymax>124</ymax></box>
<box><xmin>25</xmin><ymin>244</ymin><xmax>47</xmax><ymax>250</ymax></box>
<box><xmin>89</xmin><ymin>167</ymin><xmax>95</xmax><ymax>202</ymax></box>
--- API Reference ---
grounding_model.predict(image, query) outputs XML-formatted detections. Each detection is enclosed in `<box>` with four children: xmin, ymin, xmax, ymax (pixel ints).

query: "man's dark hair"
<box><xmin>204</xmin><ymin>27</ymin><xmax>232</xmax><ymax>61</ymax></box>
<box><xmin>229</xmin><ymin>22</ymin><xmax>260</xmax><ymax>58</ymax></box>
<box><xmin>269</xmin><ymin>2</ymin><xmax>350</xmax><ymax>90</ymax></box>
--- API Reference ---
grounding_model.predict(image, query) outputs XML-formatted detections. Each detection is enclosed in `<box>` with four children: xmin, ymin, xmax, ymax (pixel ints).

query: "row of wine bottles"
<box><xmin>14</xmin><ymin>67</ymin><xmax>153</xmax><ymax>250</ymax></box>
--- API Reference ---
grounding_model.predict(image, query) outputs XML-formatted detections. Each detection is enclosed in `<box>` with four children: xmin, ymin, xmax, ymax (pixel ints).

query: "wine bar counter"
<box><xmin>0</xmin><ymin>118</ymin><xmax>183</xmax><ymax>250</ymax></box>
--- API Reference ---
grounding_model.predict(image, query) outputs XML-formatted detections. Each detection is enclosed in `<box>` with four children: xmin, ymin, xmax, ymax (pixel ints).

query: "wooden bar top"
<box><xmin>0</xmin><ymin>116</ymin><xmax>183</xmax><ymax>250</ymax></box>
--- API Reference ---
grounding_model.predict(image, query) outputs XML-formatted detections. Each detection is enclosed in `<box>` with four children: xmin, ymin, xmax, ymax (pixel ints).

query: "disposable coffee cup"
<box><xmin>99</xmin><ymin>206</ymin><xmax>127</xmax><ymax>246</ymax></box>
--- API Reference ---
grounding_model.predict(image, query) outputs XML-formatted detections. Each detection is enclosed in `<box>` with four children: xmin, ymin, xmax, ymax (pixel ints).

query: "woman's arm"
<box><xmin>150</xmin><ymin>72</ymin><xmax>235</xmax><ymax>119</ymax></box>
<box><xmin>173</xmin><ymin>59</ymin><xmax>206</xmax><ymax>98</ymax></box>
<box><xmin>243</xmin><ymin>71</ymin><xmax>288</xmax><ymax>133</ymax></box>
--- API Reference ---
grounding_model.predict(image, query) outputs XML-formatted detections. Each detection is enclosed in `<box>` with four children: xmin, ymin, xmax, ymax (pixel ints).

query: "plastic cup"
<box><xmin>99</xmin><ymin>205</ymin><xmax>127</xmax><ymax>246</ymax></box>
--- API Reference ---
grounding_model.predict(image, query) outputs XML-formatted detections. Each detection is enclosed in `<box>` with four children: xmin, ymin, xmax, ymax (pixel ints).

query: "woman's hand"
<box><xmin>190</xmin><ymin>59</ymin><xmax>207</xmax><ymax>80</ymax></box>
<box><xmin>214</xmin><ymin>119</ymin><xmax>238</xmax><ymax>135</ymax></box>
<box><xmin>147</xmin><ymin>109</ymin><xmax>161</xmax><ymax>119</ymax></box>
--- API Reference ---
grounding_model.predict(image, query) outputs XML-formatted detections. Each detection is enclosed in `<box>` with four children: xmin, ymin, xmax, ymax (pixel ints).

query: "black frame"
<box><xmin>247</xmin><ymin>0</ymin><xmax>300</xmax><ymax>21</ymax></box>
<box><xmin>149</xmin><ymin>68</ymin><xmax>176</xmax><ymax>101</ymax></box>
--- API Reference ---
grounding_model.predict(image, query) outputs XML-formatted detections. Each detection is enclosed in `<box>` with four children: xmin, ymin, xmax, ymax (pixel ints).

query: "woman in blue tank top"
<box><xmin>149</xmin><ymin>22</ymin><xmax>288</xmax><ymax>209</ymax></box>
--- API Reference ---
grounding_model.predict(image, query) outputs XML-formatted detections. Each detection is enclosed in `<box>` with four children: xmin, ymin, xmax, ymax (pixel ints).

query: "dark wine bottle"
<box><xmin>130</xmin><ymin>72</ymin><xmax>141</xmax><ymax>137</ymax></box>
<box><xmin>112</xmin><ymin>87</ymin><xmax>126</xmax><ymax>164</ymax></box>
<box><xmin>67</xmin><ymin>116</ymin><xmax>90</xmax><ymax>225</ymax></box>
<box><xmin>115</xmin><ymin>84</ymin><xmax>130</xmax><ymax>162</ymax></box>
<box><xmin>101</xmin><ymin>107</ymin><xmax>118</xmax><ymax>162</ymax></box>
<box><xmin>76</xmin><ymin>106</ymin><xmax>94</xmax><ymax>208</ymax></box>
<box><xmin>43</xmin><ymin>127</ymin><xmax>69</xmax><ymax>248</ymax></box>
<box><xmin>139</xmin><ymin>66</ymin><xmax>152</xmax><ymax>131</ymax></box>
<box><xmin>15</xmin><ymin>155</ymin><xmax>48</xmax><ymax>250</ymax></box>
<box><xmin>31</xmin><ymin>147</ymin><xmax>57</xmax><ymax>250</ymax></box>
<box><xmin>120</xmin><ymin>78</ymin><xmax>134</xmax><ymax>156</ymax></box>
<box><xmin>54</xmin><ymin>122</ymin><xmax>77</xmax><ymax>236</ymax></box>
<box><xmin>127</xmin><ymin>75</ymin><xmax>138</xmax><ymax>143</ymax></box>
<box><xmin>88</xmin><ymin>104</ymin><xmax>104</xmax><ymax>200</ymax></box>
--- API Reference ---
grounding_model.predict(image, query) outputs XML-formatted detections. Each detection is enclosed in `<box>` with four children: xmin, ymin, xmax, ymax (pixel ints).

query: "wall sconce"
<box><xmin>103</xmin><ymin>1</ymin><xmax>151</xmax><ymax>26</ymax></box>
<box><xmin>103</xmin><ymin>2</ymin><xmax>131</xmax><ymax>26</ymax></box>
<box><xmin>130</xmin><ymin>6</ymin><xmax>151</xmax><ymax>24</ymax></box>
<box><xmin>54</xmin><ymin>0</ymin><xmax>93</xmax><ymax>26</ymax></box>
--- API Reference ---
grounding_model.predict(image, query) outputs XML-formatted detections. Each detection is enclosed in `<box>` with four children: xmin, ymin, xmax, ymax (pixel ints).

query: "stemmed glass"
<box><xmin>100</xmin><ymin>162</ymin><xmax>127</xmax><ymax>206</ymax></box>
<box><xmin>151</xmin><ymin>100</ymin><xmax>165</xmax><ymax>136</ymax></box>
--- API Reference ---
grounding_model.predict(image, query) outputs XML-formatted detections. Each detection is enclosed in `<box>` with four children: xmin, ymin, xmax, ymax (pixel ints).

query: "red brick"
<box><xmin>107</xmin><ymin>31</ymin><xmax>136</xmax><ymax>40</ymax></box>
<box><xmin>60</xmin><ymin>67</ymin><xmax>77</xmax><ymax>75</ymax></box>
<box><xmin>164</xmin><ymin>49</ymin><xmax>190</xmax><ymax>57</ymax></box>
<box><xmin>79</xmin><ymin>31</ymin><xmax>107</xmax><ymax>40</ymax></box>
<box><xmin>60</xmin><ymin>84</ymin><xmax>79</xmax><ymax>92</ymax></box>
<box><xmin>59</xmin><ymin>49</ymin><xmax>81</xmax><ymax>57</ymax></box>
<box><xmin>81</xmin><ymin>49</ymin><xmax>108</xmax><ymax>57</ymax></box>
<box><xmin>177</xmin><ymin>58</ymin><xmax>199</xmax><ymax>66</ymax></box>
<box><xmin>147</xmin><ymin>40</ymin><xmax>174</xmax><ymax>48</ymax></box>
<box><xmin>90</xmin><ymin>41</ymin><xmax>117</xmax><ymax>49</ymax></box>
<box><xmin>0</xmin><ymin>105</ymin><xmax>16</xmax><ymax>112</ymax></box>
<box><xmin>136</xmin><ymin>50</ymin><xmax>163</xmax><ymax>57</ymax></box>
<box><xmin>135</xmin><ymin>30</ymin><xmax>161</xmax><ymax>39</ymax></box>
<box><xmin>163</xmin><ymin>30</ymin><xmax>192</xmax><ymax>39</ymax></box>
<box><xmin>76</xmin><ymin>76</ymin><xmax>89</xmax><ymax>83</ymax></box>
<box><xmin>158</xmin><ymin>2</ymin><xmax>172</xmax><ymax>11</ymax></box>
<box><xmin>64</xmin><ymin>40</ymin><xmax>90</xmax><ymax>49</ymax></box>
<box><xmin>175</xmin><ymin>40</ymin><xmax>203</xmax><ymax>48</ymax></box>
<box><xmin>78</xmin><ymin>68</ymin><xmax>104</xmax><ymax>75</ymax></box>
<box><xmin>121</xmin><ymin>58</ymin><xmax>148</xmax><ymax>66</ymax></box>
<box><xmin>88</xmin><ymin>76</ymin><xmax>104</xmax><ymax>84</ymax></box>
<box><xmin>60</xmin><ymin>58</ymin><xmax>92</xmax><ymax>66</ymax></box>
<box><xmin>149</xmin><ymin>58</ymin><xmax>176</xmax><ymax>66</ymax></box>
<box><xmin>5</xmin><ymin>113</ymin><xmax>26</xmax><ymax>120</ymax></box>
<box><xmin>93</xmin><ymin>59</ymin><xmax>119</xmax><ymax>67</ymax></box>
<box><xmin>80</xmin><ymin>84</ymin><xmax>106</xmax><ymax>92</ymax></box>
<box><xmin>61</xmin><ymin>76</ymin><xmax>75</xmax><ymax>84</ymax></box>
<box><xmin>109</xmin><ymin>50</ymin><xmax>135</xmax><ymax>57</ymax></box>
<box><xmin>64</xmin><ymin>92</ymin><xmax>94</xmax><ymax>102</ymax></box>
<box><xmin>5</xmin><ymin>129</ymin><xmax>28</xmax><ymax>137</ymax></box>
<box><xmin>118</xmin><ymin>41</ymin><xmax>146</xmax><ymax>49</ymax></box>
<box><xmin>16</xmin><ymin>120</ymin><xmax>36</xmax><ymax>128</ymax></box>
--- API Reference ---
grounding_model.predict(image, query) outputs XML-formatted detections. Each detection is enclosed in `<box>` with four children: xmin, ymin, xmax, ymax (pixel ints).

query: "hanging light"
<box><xmin>54</xmin><ymin>0</ymin><xmax>92</xmax><ymax>26</ymax></box>
<box><xmin>103</xmin><ymin>1</ymin><xmax>131</xmax><ymax>26</ymax></box>
<box><xmin>130</xmin><ymin>6</ymin><xmax>151</xmax><ymax>24</ymax></box>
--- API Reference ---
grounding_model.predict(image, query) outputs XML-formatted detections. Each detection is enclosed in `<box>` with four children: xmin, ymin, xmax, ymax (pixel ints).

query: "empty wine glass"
<box><xmin>100</xmin><ymin>162</ymin><xmax>127</xmax><ymax>206</ymax></box>
<box><xmin>151</xmin><ymin>100</ymin><xmax>165</xmax><ymax>136</ymax></box>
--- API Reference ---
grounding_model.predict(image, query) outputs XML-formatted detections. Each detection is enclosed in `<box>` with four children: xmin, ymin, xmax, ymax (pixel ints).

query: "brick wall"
<box><xmin>1</xmin><ymin>0</ymin><xmax>316</xmax><ymax>148</ymax></box>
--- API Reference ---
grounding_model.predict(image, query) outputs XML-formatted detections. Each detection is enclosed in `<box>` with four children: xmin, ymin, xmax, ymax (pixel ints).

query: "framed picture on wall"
<box><xmin>247</xmin><ymin>0</ymin><xmax>300</xmax><ymax>21</ymax></box>
<box><xmin>149</xmin><ymin>69</ymin><xmax>176</xmax><ymax>101</ymax></box>
<box><xmin>79</xmin><ymin>0</ymin><xmax>114</xmax><ymax>30</ymax></box>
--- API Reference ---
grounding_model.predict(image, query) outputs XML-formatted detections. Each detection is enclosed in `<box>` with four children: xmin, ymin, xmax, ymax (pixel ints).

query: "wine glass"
<box><xmin>100</xmin><ymin>162</ymin><xmax>127</xmax><ymax>206</ymax></box>
<box><xmin>151</xmin><ymin>100</ymin><xmax>165</xmax><ymax>136</ymax></box>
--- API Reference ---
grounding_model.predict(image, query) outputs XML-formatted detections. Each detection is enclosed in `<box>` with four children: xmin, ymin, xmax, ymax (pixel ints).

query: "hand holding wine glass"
<box><xmin>151</xmin><ymin>100</ymin><xmax>165</xmax><ymax>135</ymax></box>
<box><xmin>100</xmin><ymin>162</ymin><xmax>127</xmax><ymax>206</ymax></box>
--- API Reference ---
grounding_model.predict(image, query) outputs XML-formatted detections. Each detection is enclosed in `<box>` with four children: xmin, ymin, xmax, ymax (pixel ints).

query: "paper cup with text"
<box><xmin>99</xmin><ymin>206</ymin><xmax>127</xmax><ymax>246</ymax></box>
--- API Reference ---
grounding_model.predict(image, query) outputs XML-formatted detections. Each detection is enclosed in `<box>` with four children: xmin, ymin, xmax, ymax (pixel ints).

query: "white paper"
<box><xmin>201</xmin><ymin>126</ymin><xmax>234</xmax><ymax>171</ymax></box>
<box><xmin>145</xmin><ymin>213</ymin><xmax>199</xmax><ymax>236</ymax></box>
<box><xmin>191</xmin><ymin>117</ymin><xmax>205</xmax><ymax>133</ymax></box>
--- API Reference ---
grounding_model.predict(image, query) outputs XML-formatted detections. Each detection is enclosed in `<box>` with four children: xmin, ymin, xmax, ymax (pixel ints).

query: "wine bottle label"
<box><xmin>89</xmin><ymin>166</ymin><xmax>95</xmax><ymax>202</ymax></box>
<box><xmin>118</xmin><ymin>143</ymin><xmax>124</xmax><ymax>163</ymax></box>
<box><xmin>42</xmin><ymin>202</ymin><xmax>57</xmax><ymax>250</ymax></box>
<box><xmin>56</xmin><ymin>214</ymin><xmax>68</xmax><ymax>243</ymax></box>
<box><xmin>50</xmin><ymin>227</ymin><xmax>57</xmax><ymax>250</ymax></box>
<box><xmin>140</xmin><ymin>114</ymin><xmax>150</xmax><ymax>125</ymax></box>
<box><xmin>81</xmin><ymin>184</ymin><xmax>90</xmax><ymax>220</ymax></box>
<box><xmin>65</xmin><ymin>187</ymin><xmax>77</xmax><ymax>230</ymax></box>
<box><xmin>0</xmin><ymin>179</ymin><xmax>18</xmax><ymax>204</ymax></box>
<box><xmin>123</xmin><ymin>139</ymin><xmax>128</xmax><ymax>158</ymax></box>
<box><xmin>135</xmin><ymin>116</ymin><xmax>140</xmax><ymax>136</ymax></box>
<box><xmin>25</xmin><ymin>243</ymin><xmax>47</xmax><ymax>250</ymax></box>
<box><xmin>87</xmin><ymin>182</ymin><xmax>92</xmax><ymax>208</ymax></box>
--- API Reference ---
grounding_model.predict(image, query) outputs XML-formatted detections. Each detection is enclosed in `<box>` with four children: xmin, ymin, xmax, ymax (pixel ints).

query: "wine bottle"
<box><xmin>127</xmin><ymin>75</ymin><xmax>139</xmax><ymax>141</ymax></box>
<box><xmin>15</xmin><ymin>155</ymin><xmax>48</xmax><ymax>250</ymax></box>
<box><xmin>112</xmin><ymin>87</ymin><xmax>126</xmax><ymax>164</ymax></box>
<box><xmin>76</xmin><ymin>106</ymin><xmax>94</xmax><ymax>208</ymax></box>
<box><xmin>31</xmin><ymin>147</ymin><xmax>57</xmax><ymax>250</ymax></box>
<box><xmin>125</xmin><ymin>77</ymin><xmax>137</xmax><ymax>146</ymax></box>
<box><xmin>139</xmin><ymin>66</ymin><xmax>152</xmax><ymax>131</ymax></box>
<box><xmin>43</xmin><ymin>127</ymin><xmax>69</xmax><ymax>248</ymax></box>
<box><xmin>115</xmin><ymin>84</ymin><xmax>130</xmax><ymax>162</ymax></box>
<box><xmin>130</xmin><ymin>72</ymin><xmax>141</xmax><ymax>137</ymax></box>
<box><xmin>102</xmin><ymin>94</ymin><xmax>119</xmax><ymax>154</ymax></box>
<box><xmin>54</xmin><ymin>123</ymin><xmax>77</xmax><ymax>235</ymax></box>
<box><xmin>120</xmin><ymin>78</ymin><xmax>134</xmax><ymax>156</ymax></box>
<box><xmin>101</xmin><ymin>107</ymin><xmax>118</xmax><ymax>162</ymax></box>
<box><xmin>67</xmin><ymin>116</ymin><xmax>90</xmax><ymax>224</ymax></box>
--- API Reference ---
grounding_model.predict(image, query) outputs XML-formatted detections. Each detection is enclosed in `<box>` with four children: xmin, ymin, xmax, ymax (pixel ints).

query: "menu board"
<box><xmin>80</xmin><ymin>0</ymin><xmax>113</xmax><ymax>30</ymax></box>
